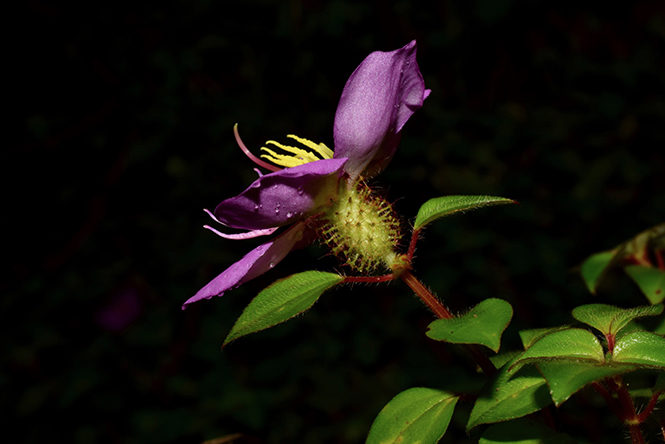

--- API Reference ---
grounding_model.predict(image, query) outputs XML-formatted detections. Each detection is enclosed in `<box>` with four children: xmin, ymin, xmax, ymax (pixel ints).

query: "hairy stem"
<box><xmin>399</xmin><ymin>269</ymin><xmax>497</xmax><ymax>377</ymax></box>
<box><xmin>400</xmin><ymin>270</ymin><xmax>453</xmax><ymax>319</ymax></box>
<box><xmin>637</xmin><ymin>390</ymin><xmax>663</xmax><ymax>423</ymax></box>
<box><xmin>609</xmin><ymin>377</ymin><xmax>645</xmax><ymax>444</ymax></box>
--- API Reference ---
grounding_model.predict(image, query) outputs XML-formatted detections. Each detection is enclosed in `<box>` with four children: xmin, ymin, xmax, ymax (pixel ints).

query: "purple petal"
<box><xmin>215</xmin><ymin>158</ymin><xmax>346</xmax><ymax>230</ymax></box>
<box><xmin>333</xmin><ymin>40</ymin><xmax>430</xmax><ymax>180</ymax></box>
<box><xmin>182</xmin><ymin>222</ymin><xmax>307</xmax><ymax>309</ymax></box>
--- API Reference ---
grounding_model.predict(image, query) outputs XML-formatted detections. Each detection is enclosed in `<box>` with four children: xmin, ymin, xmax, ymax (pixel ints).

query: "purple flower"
<box><xmin>334</xmin><ymin>40</ymin><xmax>431</xmax><ymax>180</ymax></box>
<box><xmin>183</xmin><ymin>41</ymin><xmax>429</xmax><ymax>309</ymax></box>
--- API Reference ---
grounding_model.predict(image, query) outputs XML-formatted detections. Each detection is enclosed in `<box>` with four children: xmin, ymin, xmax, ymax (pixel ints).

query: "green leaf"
<box><xmin>571</xmin><ymin>303</ymin><xmax>663</xmax><ymax>337</ymax></box>
<box><xmin>479</xmin><ymin>417</ymin><xmax>578</xmax><ymax>444</ymax></box>
<box><xmin>426</xmin><ymin>298</ymin><xmax>513</xmax><ymax>352</ymax></box>
<box><xmin>489</xmin><ymin>350</ymin><xmax>523</xmax><ymax>369</ymax></box>
<box><xmin>580</xmin><ymin>251</ymin><xmax>617</xmax><ymax>294</ymax></box>
<box><xmin>625</xmin><ymin>266</ymin><xmax>665</xmax><ymax>304</ymax></box>
<box><xmin>536</xmin><ymin>361</ymin><xmax>635</xmax><ymax>406</ymax></box>
<box><xmin>223</xmin><ymin>271</ymin><xmax>343</xmax><ymax>346</ymax></box>
<box><xmin>612</xmin><ymin>331</ymin><xmax>665</xmax><ymax>368</ymax></box>
<box><xmin>519</xmin><ymin>326</ymin><xmax>572</xmax><ymax>350</ymax></box>
<box><xmin>366</xmin><ymin>387</ymin><xmax>458</xmax><ymax>444</ymax></box>
<box><xmin>413</xmin><ymin>195</ymin><xmax>515</xmax><ymax>231</ymax></box>
<box><xmin>467</xmin><ymin>356</ymin><xmax>551</xmax><ymax>431</ymax></box>
<box><xmin>513</xmin><ymin>328</ymin><xmax>605</xmax><ymax>369</ymax></box>
<box><xmin>654</xmin><ymin>372</ymin><xmax>665</xmax><ymax>393</ymax></box>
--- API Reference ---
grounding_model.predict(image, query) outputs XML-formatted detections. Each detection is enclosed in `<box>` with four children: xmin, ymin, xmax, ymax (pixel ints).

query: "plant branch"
<box><xmin>609</xmin><ymin>377</ymin><xmax>645</xmax><ymax>444</ymax></box>
<box><xmin>399</xmin><ymin>269</ymin><xmax>497</xmax><ymax>377</ymax></box>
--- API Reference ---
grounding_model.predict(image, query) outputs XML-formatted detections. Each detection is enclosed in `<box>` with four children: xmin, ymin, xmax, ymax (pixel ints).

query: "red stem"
<box><xmin>400</xmin><ymin>269</ymin><xmax>453</xmax><ymax>319</ymax></box>
<box><xmin>343</xmin><ymin>274</ymin><xmax>395</xmax><ymax>284</ymax></box>
<box><xmin>407</xmin><ymin>228</ymin><xmax>421</xmax><ymax>262</ymax></box>
<box><xmin>399</xmin><ymin>269</ymin><xmax>497</xmax><ymax>377</ymax></box>
<box><xmin>612</xmin><ymin>377</ymin><xmax>645</xmax><ymax>444</ymax></box>
<box><xmin>592</xmin><ymin>381</ymin><xmax>624</xmax><ymax>420</ymax></box>
<box><xmin>637</xmin><ymin>390</ymin><xmax>663</xmax><ymax>423</ymax></box>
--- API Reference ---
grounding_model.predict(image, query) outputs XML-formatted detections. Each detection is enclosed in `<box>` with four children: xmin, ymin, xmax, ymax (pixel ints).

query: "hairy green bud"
<box><xmin>320</xmin><ymin>182</ymin><xmax>402</xmax><ymax>273</ymax></box>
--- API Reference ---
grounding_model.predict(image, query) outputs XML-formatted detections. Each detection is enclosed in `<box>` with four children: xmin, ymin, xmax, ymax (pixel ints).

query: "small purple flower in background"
<box><xmin>183</xmin><ymin>41</ymin><xmax>429</xmax><ymax>309</ymax></box>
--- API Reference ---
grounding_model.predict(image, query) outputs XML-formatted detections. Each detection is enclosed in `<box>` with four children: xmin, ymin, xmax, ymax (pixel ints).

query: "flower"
<box><xmin>183</xmin><ymin>41</ymin><xmax>429</xmax><ymax>309</ymax></box>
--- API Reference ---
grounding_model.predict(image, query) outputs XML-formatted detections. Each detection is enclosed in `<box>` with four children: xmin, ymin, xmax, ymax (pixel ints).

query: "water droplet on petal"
<box><xmin>269</xmin><ymin>262</ymin><xmax>275</xmax><ymax>268</ymax></box>
<box><xmin>286</xmin><ymin>212</ymin><xmax>293</xmax><ymax>218</ymax></box>
<box><xmin>297</xmin><ymin>187</ymin><xmax>304</xmax><ymax>195</ymax></box>
<box><xmin>253</xmin><ymin>205</ymin><xmax>259</xmax><ymax>211</ymax></box>
<box><xmin>275</xmin><ymin>208</ymin><xmax>280</xmax><ymax>215</ymax></box>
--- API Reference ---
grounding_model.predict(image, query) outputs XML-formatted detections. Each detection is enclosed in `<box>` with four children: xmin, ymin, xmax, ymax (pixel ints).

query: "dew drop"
<box><xmin>286</xmin><ymin>212</ymin><xmax>293</xmax><ymax>218</ymax></box>
<box><xmin>269</xmin><ymin>262</ymin><xmax>275</xmax><ymax>268</ymax></box>
<box><xmin>297</xmin><ymin>187</ymin><xmax>304</xmax><ymax>195</ymax></box>
<box><xmin>253</xmin><ymin>205</ymin><xmax>259</xmax><ymax>211</ymax></box>
<box><xmin>275</xmin><ymin>208</ymin><xmax>280</xmax><ymax>215</ymax></box>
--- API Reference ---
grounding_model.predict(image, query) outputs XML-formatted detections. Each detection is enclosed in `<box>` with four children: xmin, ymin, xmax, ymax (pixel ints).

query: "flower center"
<box><xmin>319</xmin><ymin>182</ymin><xmax>402</xmax><ymax>273</ymax></box>
<box><xmin>260</xmin><ymin>135</ymin><xmax>334</xmax><ymax>168</ymax></box>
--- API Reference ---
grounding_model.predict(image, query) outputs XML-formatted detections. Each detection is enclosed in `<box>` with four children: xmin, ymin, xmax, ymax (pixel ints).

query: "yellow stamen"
<box><xmin>260</xmin><ymin>135</ymin><xmax>334</xmax><ymax>168</ymax></box>
<box><xmin>286</xmin><ymin>135</ymin><xmax>334</xmax><ymax>159</ymax></box>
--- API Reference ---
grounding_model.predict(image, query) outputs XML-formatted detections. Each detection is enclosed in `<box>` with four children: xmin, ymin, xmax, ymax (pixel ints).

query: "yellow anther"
<box><xmin>260</xmin><ymin>134</ymin><xmax>333</xmax><ymax>168</ymax></box>
<box><xmin>286</xmin><ymin>135</ymin><xmax>334</xmax><ymax>159</ymax></box>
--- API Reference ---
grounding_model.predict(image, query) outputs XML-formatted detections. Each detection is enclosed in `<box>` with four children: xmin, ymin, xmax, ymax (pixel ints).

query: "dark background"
<box><xmin>6</xmin><ymin>0</ymin><xmax>665</xmax><ymax>443</ymax></box>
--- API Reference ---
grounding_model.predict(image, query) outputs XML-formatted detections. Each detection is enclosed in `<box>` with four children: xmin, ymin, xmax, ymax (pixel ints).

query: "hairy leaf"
<box><xmin>625</xmin><ymin>266</ymin><xmax>665</xmax><ymax>304</ymax></box>
<box><xmin>612</xmin><ymin>331</ymin><xmax>665</xmax><ymax>368</ymax></box>
<box><xmin>571</xmin><ymin>303</ymin><xmax>663</xmax><ymax>337</ymax></box>
<box><xmin>426</xmin><ymin>298</ymin><xmax>513</xmax><ymax>352</ymax></box>
<box><xmin>468</xmin><ymin>356</ymin><xmax>551</xmax><ymax>431</ymax></box>
<box><xmin>580</xmin><ymin>251</ymin><xmax>617</xmax><ymax>295</ymax></box>
<box><xmin>413</xmin><ymin>195</ymin><xmax>515</xmax><ymax>231</ymax></box>
<box><xmin>223</xmin><ymin>271</ymin><xmax>343</xmax><ymax>346</ymax></box>
<box><xmin>537</xmin><ymin>361</ymin><xmax>635</xmax><ymax>406</ymax></box>
<box><xmin>513</xmin><ymin>328</ymin><xmax>605</xmax><ymax>369</ymax></box>
<box><xmin>366</xmin><ymin>387</ymin><xmax>458</xmax><ymax>444</ymax></box>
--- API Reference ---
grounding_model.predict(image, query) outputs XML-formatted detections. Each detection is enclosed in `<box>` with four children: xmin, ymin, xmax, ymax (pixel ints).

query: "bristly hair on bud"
<box><xmin>318</xmin><ymin>182</ymin><xmax>402</xmax><ymax>273</ymax></box>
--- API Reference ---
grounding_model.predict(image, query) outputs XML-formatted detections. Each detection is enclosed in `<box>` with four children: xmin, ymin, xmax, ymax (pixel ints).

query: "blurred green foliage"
<box><xmin>6</xmin><ymin>0</ymin><xmax>665</xmax><ymax>443</ymax></box>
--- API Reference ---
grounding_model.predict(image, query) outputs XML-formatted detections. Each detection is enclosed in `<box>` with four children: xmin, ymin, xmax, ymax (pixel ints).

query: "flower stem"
<box><xmin>407</xmin><ymin>228</ymin><xmax>421</xmax><ymax>262</ymax></box>
<box><xmin>400</xmin><ymin>269</ymin><xmax>453</xmax><ymax>319</ymax></box>
<box><xmin>399</xmin><ymin>269</ymin><xmax>497</xmax><ymax>377</ymax></box>
<box><xmin>343</xmin><ymin>274</ymin><xmax>395</xmax><ymax>284</ymax></box>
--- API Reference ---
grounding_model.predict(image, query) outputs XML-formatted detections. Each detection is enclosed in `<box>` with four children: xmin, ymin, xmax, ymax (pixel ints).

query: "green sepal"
<box><xmin>612</xmin><ymin>330</ymin><xmax>665</xmax><ymax>368</ymax></box>
<box><xmin>467</xmin><ymin>356</ymin><xmax>551</xmax><ymax>431</ymax></box>
<box><xmin>625</xmin><ymin>266</ymin><xmax>665</xmax><ymax>304</ymax></box>
<box><xmin>513</xmin><ymin>328</ymin><xmax>605</xmax><ymax>369</ymax></box>
<box><xmin>580</xmin><ymin>251</ymin><xmax>617</xmax><ymax>295</ymax></box>
<box><xmin>571</xmin><ymin>303</ymin><xmax>663</xmax><ymax>337</ymax></box>
<box><xmin>536</xmin><ymin>361</ymin><xmax>635</xmax><ymax>406</ymax></box>
<box><xmin>366</xmin><ymin>387</ymin><xmax>458</xmax><ymax>444</ymax></box>
<box><xmin>413</xmin><ymin>195</ymin><xmax>515</xmax><ymax>232</ymax></box>
<box><xmin>426</xmin><ymin>298</ymin><xmax>513</xmax><ymax>352</ymax></box>
<box><xmin>479</xmin><ymin>417</ymin><xmax>578</xmax><ymax>444</ymax></box>
<box><xmin>223</xmin><ymin>271</ymin><xmax>343</xmax><ymax>346</ymax></box>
